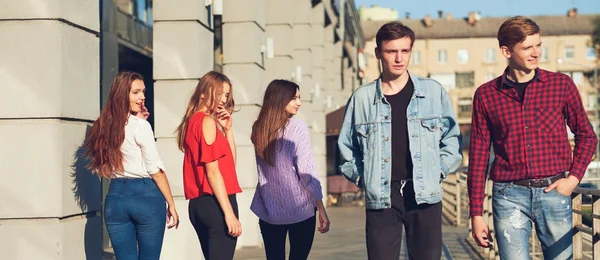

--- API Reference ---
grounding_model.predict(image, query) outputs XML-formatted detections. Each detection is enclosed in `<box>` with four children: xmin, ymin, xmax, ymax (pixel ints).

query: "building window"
<box><xmin>412</xmin><ymin>51</ymin><xmax>421</xmax><ymax>65</ymax></box>
<box><xmin>430</xmin><ymin>73</ymin><xmax>456</xmax><ymax>90</ymax></box>
<box><xmin>587</xmin><ymin>46</ymin><xmax>596</xmax><ymax>60</ymax></box>
<box><xmin>588</xmin><ymin>95</ymin><xmax>597</xmax><ymax>110</ymax></box>
<box><xmin>564</xmin><ymin>46</ymin><xmax>575</xmax><ymax>60</ymax></box>
<box><xmin>485</xmin><ymin>72</ymin><xmax>495</xmax><ymax>82</ymax></box>
<box><xmin>458</xmin><ymin>98</ymin><xmax>473</xmax><ymax>118</ymax></box>
<box><xmin>438</xmin><ymin>49</ymin><xmax>447</xmax><ymax>64</ymax></box>
<box><xmin>562</xmin><ymin>71</ymin><xmax>585</xmax><ymax>86</ymax></box>
<box><xmin>541</xmin><ymin>46</ymin><xmax>548</xmax><ymax>61</ymax></box>
<box><xmin>485</xmin><ymin>48</ymin><xmax>495</xmax><ymax>63</ymax></box>
<box><xmin>456</xmin><ymin>72</ymin><xmax>475</xmax><ymax>88</ymax></box>
<box><xmin>458</xmin><ymin>49</ymin><xmax>469</xmax><ymax>64</ymax></box>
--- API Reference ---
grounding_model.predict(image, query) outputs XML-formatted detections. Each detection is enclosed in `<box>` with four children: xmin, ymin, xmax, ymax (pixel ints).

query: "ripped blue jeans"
<box><xmin>492</xmin><ymin>182</ymin><xmax>572</xmax><ymax>260</ymax></box>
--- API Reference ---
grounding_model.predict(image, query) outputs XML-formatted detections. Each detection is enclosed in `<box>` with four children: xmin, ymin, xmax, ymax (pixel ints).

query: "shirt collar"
<box><xmin>498</xmin><ymin>67</ymin><xmax>548</xmax><ymax>89</ymax></box>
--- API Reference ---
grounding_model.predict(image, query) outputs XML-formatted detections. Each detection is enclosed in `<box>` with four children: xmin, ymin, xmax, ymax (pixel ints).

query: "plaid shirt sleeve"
<box><xmin>564</xmin><ymin>78</ymin><xmax>598</xmax><ymax>180</ymax></box>
<box><xmin>467</xmin><ymin>89</ymin><xmax>492</xmax><ymax>216</ymax></box>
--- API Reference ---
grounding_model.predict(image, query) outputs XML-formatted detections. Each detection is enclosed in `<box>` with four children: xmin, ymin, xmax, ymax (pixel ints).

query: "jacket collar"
<box><xmin>375</xmin><ymin>72</ymin><xmax>425</xmax><ymax>104</ymax></box>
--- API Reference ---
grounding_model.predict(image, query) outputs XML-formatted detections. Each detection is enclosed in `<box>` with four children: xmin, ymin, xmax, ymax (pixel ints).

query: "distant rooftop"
<box><xmin>362</xmin><ymin>14</ymin><xmax>599</xmax><ymax>40</ymax></box>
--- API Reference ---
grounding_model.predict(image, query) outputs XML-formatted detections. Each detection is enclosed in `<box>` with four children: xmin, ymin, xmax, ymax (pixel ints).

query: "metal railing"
<box><xmin>112</xmin><ymin>7</ymin><xmax>153</xmax><ymax>52</ymax></box>
<box><xmin>442</xmin><ymin>172</ymin><xmax>467</xmax><ymax>226</ymax></box>
<box><xmin>442</xmin><ymin>174</ymin><xmax>600</xmax><ymax>259</ymax></box>
<box><xmin>572</xmin><ymin>187</ymin><xmax>600</xmax><ymax>260</ymax></box>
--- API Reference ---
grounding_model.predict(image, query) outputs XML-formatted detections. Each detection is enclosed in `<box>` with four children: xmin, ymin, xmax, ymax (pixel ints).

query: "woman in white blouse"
<box><xmin>84</xmin><ymin>71</ymin><xmax>179</xmax><ymax>259</ymax></box>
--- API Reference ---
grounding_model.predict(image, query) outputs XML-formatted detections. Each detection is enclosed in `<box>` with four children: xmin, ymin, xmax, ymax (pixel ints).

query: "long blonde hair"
<box><xmin>175</xmin><ymin>71</ymin><xmax>234</xmax><ymax>151</ymax></box>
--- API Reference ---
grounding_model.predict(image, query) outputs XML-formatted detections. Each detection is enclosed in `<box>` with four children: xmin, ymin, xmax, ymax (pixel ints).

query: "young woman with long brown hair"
<box><xmin>84</xmin><ymin>71</ymin><xmax>179</xmax><ymax>260</ymax></box>
<box><xmin>250</xmin><ymin>79</ymin><xmax>330</xmax><ymax>260</ymax></box>
<box><xmin>176</xmin><ymin>71</ymin><xmax>242</xmax><ymax>260</ymax></box>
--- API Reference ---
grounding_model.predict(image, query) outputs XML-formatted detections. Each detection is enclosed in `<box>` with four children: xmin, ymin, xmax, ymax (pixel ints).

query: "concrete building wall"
<box><xmin>153</xmin><ymin>0</ymin><xmax>215</xmax><ymax>258</ymax></box>
<box><xmin>0</xmin><ymin>1</ymin><xmax>102</xmax><ymax>259</ymax></box>
<box><xmin>222</xmin><ymin>0</ymin><xmax>267</xmax><ymax>249</ymax></box>
<box><xmin>358</xmin><ymin>5</ymin><xmax>399</xmax><ymax>21</ymax></box>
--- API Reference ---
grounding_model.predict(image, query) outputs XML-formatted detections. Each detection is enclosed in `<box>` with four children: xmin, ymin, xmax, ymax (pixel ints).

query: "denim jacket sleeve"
<box><xmin>439</xmin><ymin>88</ymin><xmax>462</xmax><ymax>177</ymax></box>
<box><xmin>337</xmin><ymin>99</ymin><xmax>363</xmax><ymax>186</ymax></box>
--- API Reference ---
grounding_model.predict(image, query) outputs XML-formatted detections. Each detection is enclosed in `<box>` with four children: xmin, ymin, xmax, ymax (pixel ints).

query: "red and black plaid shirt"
<box><xmin>468</xmin><ymin>68</ymin><xmax>597</xmax><ymax>216</ymax></box>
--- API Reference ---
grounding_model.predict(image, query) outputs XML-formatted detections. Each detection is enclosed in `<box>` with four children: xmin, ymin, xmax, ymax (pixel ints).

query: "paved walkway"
<box><xmin>235</xmin><ymin>206</ymin><xmax>479</xmax><ymax>260</ymax></box>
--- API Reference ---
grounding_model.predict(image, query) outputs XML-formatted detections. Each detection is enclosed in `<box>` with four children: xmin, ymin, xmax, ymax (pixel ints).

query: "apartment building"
<box><xmin>0</xmin><ymin>0</ymin><xmax>364</xmax><ymax>259</ymax></box>
<box><xmin>361</xmin><ymin>10</ymin><xmax>599</xmax><ymax>164</ymax></box>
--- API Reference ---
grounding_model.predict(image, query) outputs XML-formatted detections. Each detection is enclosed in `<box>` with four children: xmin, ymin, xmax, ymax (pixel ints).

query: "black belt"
<box><xmin>511</xmin><ymin>173</ymin><xmax>566</xmax><ymax>187</ymax></box>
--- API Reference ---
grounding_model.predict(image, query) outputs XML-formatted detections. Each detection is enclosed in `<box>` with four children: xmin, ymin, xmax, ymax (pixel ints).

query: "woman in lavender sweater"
<box><xmin>250</xmin><ymin>79</ymin><xmax>331</xmax><ymax>260</ymax></box>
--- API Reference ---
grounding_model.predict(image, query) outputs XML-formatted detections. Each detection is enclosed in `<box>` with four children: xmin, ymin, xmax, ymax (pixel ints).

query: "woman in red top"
<box><xmin>176</xmin><ymin>71</ymin><xmax>242</xmax><ymax>260</ymax></box>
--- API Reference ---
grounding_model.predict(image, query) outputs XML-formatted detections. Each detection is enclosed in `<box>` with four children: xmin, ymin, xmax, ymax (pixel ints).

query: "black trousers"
<box><xmin>259</xmin><ymin>215</ymin><xmax>317</xmax><ymax>260</ymax></box>
<box><xmin>189</xmin><ymin>194</ymin><xmax>238</xmax><ymax>260</ymax></box>
<box><xmin>366</xmin><ymin>181</ymin><xmax>442</xmax><ymax>260</ymax></box>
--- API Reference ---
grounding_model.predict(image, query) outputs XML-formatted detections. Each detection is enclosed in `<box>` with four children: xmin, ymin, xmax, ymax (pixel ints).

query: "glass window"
<box><xmin>541</xmin><ymin>46</ymin><xmax>548</xmax><ymax>61</ymax></box>
<box><xmin>430</xmin><ymin>73</ymin><xmax>455</xmax><ymax>90</ymax></box>
<box><xmin>458</xmin><ymin>49</ymin><xmax>469</xmax><ymax>64</ymax></box>
<box><xmin>564</xmin><ymin>46</ymin><xmax>575</xmax><ymax>60</ymax></box>
<box><xmin>572</xmin><ymin>71</ymin><xmax>584</xmax><ymax>86</ymax></box>
<box><xmin>587</xmin><ymin>46</ymin><xmax>596</xmax><ymax>60</ymax></box>
<box><xmin>456</xmin><ymin>72</ymin><xmax>475</xmax><ymax>88</ymax></box>
<box><xmin>485</xmin><ymin>48</ymin><xmax>495</xmax><ymax>63</ymax></box>
<box><xmin>438</xmin><ymin>49</ymin><xmax>447</xmax><ymax>64</ymax></box>
<box><xmin>412</xmin><ymin>51</ymin><xmax>421</xmax><ymax>65</ymax></box>
<box><xmin>458</xmin><ymin>98</ymin><xmax>473</xmax><ymax>117</ymax></box>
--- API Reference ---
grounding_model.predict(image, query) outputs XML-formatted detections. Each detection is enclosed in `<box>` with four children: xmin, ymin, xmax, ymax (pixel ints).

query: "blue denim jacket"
<box><xmin>337</xmin><ymin>74</ymin><xmax>462</xmax><ymax>209</ymax></box>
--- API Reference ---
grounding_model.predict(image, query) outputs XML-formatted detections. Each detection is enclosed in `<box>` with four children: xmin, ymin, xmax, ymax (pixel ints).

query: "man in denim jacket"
<box><xmin>337</xmin><ymin>21</ymin><xmax>462</xmax><ymax>259</ymax></box>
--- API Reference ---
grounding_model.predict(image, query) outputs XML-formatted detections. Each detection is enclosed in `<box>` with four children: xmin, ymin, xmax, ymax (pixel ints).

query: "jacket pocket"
<box><xmin>355</xmin><ymin>124</ymin><xmax>377</xmax><ymax>151</ymax></box>
<box><xmin>421</xmin><ymin>118</ymin><xmax>442</xmax><ymax>149</ymax></box>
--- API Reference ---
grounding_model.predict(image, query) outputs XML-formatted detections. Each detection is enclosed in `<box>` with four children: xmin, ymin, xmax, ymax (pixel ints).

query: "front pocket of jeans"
<box><xmin>493</xmin><ymin>182</ymin><xmax>510</xmax><ymax>195</ymax></box>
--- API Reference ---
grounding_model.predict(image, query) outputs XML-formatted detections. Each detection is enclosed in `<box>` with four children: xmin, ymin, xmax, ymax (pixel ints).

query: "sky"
<box><xmin>354</xmin><ymin>0</ymin><xmax>600</xmax><ymax>19</ymax></box>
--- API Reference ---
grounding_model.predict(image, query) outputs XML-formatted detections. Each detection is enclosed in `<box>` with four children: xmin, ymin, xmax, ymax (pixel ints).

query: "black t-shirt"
<box><xmin>384</xmin><ymin>78</ymin><xmax>414</xmax><ymax>181</ymax></box>
<box><xmin>506</xmin><ymin>73</ymin><xmax>536</xmax><ymax>102</ymax></box>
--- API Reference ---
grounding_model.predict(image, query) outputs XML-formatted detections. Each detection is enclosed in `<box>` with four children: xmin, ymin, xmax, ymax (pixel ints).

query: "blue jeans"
<box><xmin>104</xmin><ymin>178</ymin><xmax>167</xmax><ymax>260</ymax></box>
<box><xmin>492</xmin><ymin>182</ymin><xmax>573</xmax><ymax>260</ymax></box>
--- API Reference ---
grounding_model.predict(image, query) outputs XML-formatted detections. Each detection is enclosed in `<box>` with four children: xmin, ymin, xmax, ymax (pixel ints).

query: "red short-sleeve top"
<box><xmin>183</xmin><ymin>112</ymin><xmax>242</xmax><ymax>199</ymax></box>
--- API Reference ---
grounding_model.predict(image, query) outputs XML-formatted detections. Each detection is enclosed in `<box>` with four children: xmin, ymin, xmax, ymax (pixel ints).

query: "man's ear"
<box><xmin>500</xmin><ymin>46</ymin><xmax>511</xmax><ymax>59</ymax></box>
<box><xmin>375</xmin><ymin>47</ymin><xmax>382</xmax><ymax>60</ymax></box>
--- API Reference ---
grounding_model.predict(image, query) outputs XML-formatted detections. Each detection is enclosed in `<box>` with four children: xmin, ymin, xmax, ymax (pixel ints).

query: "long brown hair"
<box><xmin>176</xmin><ymin>71</ymin><xmax>234</xmax><ymax>151</ymax></box>
<box><xmin>251</xmin><ymin>79</ymin><xmax>299</xmax><ymax>166</ymax></box>
<box><xmin>84</xmin><ymin>71</ymin><xmax>143</xmax><ymax>178</ymax></box>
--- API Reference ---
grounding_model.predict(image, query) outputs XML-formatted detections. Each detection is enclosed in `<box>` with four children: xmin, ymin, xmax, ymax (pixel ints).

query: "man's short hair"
<box><xmin>376</xmin><ymin>21</ymin><xmax>415</xmax><ymax>48</ymax></box>
<box><xmin>497</xmin><ymin>16</ymin><xmax>540</xmax><ymax>50</ymax></box>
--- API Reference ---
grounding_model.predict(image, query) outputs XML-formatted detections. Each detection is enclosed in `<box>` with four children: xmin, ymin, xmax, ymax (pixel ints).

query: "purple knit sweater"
<box><xmin>250</xmin><ymin>118</ymin><xmax>323</xmax><ymax>225</ymax></box>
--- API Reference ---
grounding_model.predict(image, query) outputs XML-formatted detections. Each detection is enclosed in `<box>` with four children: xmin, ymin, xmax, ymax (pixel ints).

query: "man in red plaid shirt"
<box><xmin>468</xmin><ymin>16</ymin><xmax>598</xmax><ymax>259</ymax></box>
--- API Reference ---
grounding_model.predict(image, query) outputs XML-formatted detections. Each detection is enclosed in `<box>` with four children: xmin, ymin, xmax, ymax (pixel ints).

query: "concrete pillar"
<box><xmin>222</xmin><ymin>0</ymin><xmax>267</xmax><ymax>248</ymax></box>
<box><xmin>293</xmin><ymin>0</ymin><xmax>313</xmax><ymax>106</ymax></box>
<box><xmin>324</xmin><ymin>24</ymin><xmax>345</xmax><ymax>112</ymax></box>
<box><xmin>265</xmin><ymin>0</ymin><xmax>294</xmax><ymax>81</ymax></box>
<box><xmin>310</xmin><ymin>2</ymin><xmax>328</xmax><ymax>199</ymax></box>
<box><xmin>153</xmin><ymin>1</ymin><xmax>215</xmax><ymax>259</ymax></box>
<box><xmin>0</xmin><ymin>1</ymin><xmax>101</xmax><ymax>259</ymax></box>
